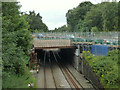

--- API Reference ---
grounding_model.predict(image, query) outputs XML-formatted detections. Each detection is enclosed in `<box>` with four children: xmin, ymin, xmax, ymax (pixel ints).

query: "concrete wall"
<box><xmin>78</xmin><ymin>57</ymin><xmax>105</xmax><ymax>90</ymax></box>
<box><xmin>72</xmin><ymin>55</ymin><xmax>79</xmax><ymax>70</ymax></box>
<box><xmin>33</xmin><ymin>39</ymin><xmax>70</xmax><ymax>48</ymax></box>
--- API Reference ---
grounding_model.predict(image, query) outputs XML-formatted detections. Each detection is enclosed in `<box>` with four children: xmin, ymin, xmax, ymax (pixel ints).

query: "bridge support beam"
<box><xmin>73</xmin><ymin>45</ymin><xmax>80</xmax><ymax>70</ymax></box>
<box><xmin>29</xmin><ymin>49</ymin><xmax>38</xmax><ymax>71</ymax></box>
<box><xmin>75</xmin><ymin>45</ymin><xmax>80</xmax><ymax>57</ymax></box>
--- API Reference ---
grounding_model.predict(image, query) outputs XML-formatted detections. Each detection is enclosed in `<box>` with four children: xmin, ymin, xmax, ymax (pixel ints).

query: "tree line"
<box><xmin>2</xmin><ymin>2</ymin><xmax>37</xmax><ymax>88</ymax></box>
<box><xmin>23</xmin><ymin>11</ymin><xmax>48</xmax><ymax>32</ymax></box>
<box><xmin>53</xmin><ymin>1</ymin><xmax>119</xmax><ymax>32</ymax></box>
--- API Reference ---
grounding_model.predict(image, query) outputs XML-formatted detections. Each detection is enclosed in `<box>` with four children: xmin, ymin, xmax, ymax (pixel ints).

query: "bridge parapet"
<box><xmin>32</xmin><ymin>32</ymin><xmax>120</xmax><ymax>47</ymax></box>
<box><xmin>33</xmin><ymin>39</ymin><xmax>71</xmax><ymax>49</ymax></box>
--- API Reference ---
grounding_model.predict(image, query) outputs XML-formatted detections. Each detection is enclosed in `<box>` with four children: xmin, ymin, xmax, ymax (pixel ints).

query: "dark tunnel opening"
<box><xmin>35</xmin><ymin>48</ymin><xmax>76</xmax><ymax>65</ymax></box>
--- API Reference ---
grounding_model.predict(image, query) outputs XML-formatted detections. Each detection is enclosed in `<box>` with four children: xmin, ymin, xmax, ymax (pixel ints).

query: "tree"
<box><xmin>76</xmin><ymin>19</ymin><xmax>91</xmax><ymax>32</ymax></box>
<box><xmin>91</xmin><ymin>26</ymin><xmax>99</xmax><ymax>32</ymax></box>
<box><xmin>52</xmin><ymin>25</ymin><xmax>69</xmax><ymax>32</ymax></box>
<box><xmin>118</xmin><ymin>1</ymin><xmax>120</xmax><ymax>31</ymax></box>
<box><xmin>2</xmin><ymin>2</ymin><xmax>32</xmax><ymax>79</ymax></box>
<box><xmin>66</xmin><ymin>1</ymin><xmax>93</xmax><ymax>32</ymax></box>
<box><xmin>100</xmin><ymin>2</ymin><xmax>118</xmax><ymax>31</ymax></box>
<box><xmin>85</xmin><ymin>2</ymin><xmax>118</xmax><ymax>32</ymax></box>
<box><xmin>24</xmin><ymin>11</ymin><xmax>48</xmax><ymax>32</ymax></box>
<box><xmin>65</xmin><ymin>1</ymin><xmax>118</xmax><ymax>32</ymax></box>
<box><xmin>85</xmin><ymin>5</ymin><xmax>103</xmax><ymax>31</ymax></box>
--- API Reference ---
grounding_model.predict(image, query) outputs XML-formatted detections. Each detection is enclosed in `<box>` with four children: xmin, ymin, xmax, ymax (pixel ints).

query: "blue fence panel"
<box><xmin>91</xmin><ymin>45</ymin><xmax>108</xmax><ymax>56</ymax></box>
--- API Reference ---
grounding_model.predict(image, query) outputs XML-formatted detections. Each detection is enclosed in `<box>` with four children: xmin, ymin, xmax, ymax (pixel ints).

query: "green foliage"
<box><xmin>101</xmin><ymin>2</ymin><xmax>118</xmax><ymax>31</ymax></box>
<box><xmin>2</xmin><ymin>2</ymin><xmax>35</xmax><ymax>88</ymax></box>
<box><xmin>85</xmin><ymin>5</ymin><xmax>103</xmax><ymax>31</ymax></box>
<box><xmin>66</xmin><ymin>1</ymin><xmax>93</xmax><ymax>32</ymax></box>
<box><xmin>2</xmin><ymin>71</ymin><xmax>36</xmax><ymax>88</ymax></box>
<box><xmin>2</xmin><ymin>43</ymin><xmax>26</xmax><ymax>75</ymax></box>
<box><xmin>118</xmin><ymin>1</ymin><xmax>120</xmax><ymax>31</ymax></box>
<box><xmin>24</xmin><ymin>11</ymin><xmax>48</xmax><ymax>32</ymax></box>
<box><xmin>82</xmin><ymin>50</ymin><xmax>119</xmax><ymax>88</ymax></box>
<box><xmin>75</xmin><ymin>19</ymin><xmax>90</xmax><ymax>32</ymax></box>
<box><xmin>64</xmin><ymin>1</ymin><xmax>119</xmax><ymax>32</ymax></box>
<box><xmin>52</xmin><ymin>25</ymin><xmax>69</xmax><ymax>32</ymax></box>
<box><xmin>91</xmin><ymin>26</ymin><xmax>99</xmax><ymax>32</ymax></box>
<box><xmin>15</xmin><ymin>30</ymin><xmax>32</xmax><ymax>55</ymax></box>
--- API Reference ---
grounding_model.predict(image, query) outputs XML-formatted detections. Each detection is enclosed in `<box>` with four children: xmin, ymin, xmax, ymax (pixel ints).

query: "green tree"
<box><xmin>118</xmin><ymin>1</ymin><xmax>120</xmax><ymax>31</ymax></box>
<box><xmin>2</xmin><ymin>2</ymin><xmax>33</xmax><ymax>88</ymax></box>
<box><xmin>85</xmin><ymin>5</ymin><xmax>103</xmax><ymax>31</ymax></box>
<box><xmin>66</xmin><ymin>1</ymin><xmax>93</xmax><ymax>32</ymax></box>
<box><xmin>24</xmin><ymin>11</ymin><xmax>48</xmax><ymax>32</ymax></box>
<box><xmin>65</xmin><ymin>1</ymin><xmax>118</xmax><ymax>32</ymax></box>
<box><xmin>74</xmin><ymin>19</ymin><xmax>90</xmax><ymax>32</ymax></box>
<box><xmin>91</xmin><ymin>26</ymin><xmax>99</xmax><ymax>32</ymax></box>
<box><xmin>52</xmin><ymin>25</ymin><xmax>70</xmax><ymax>32</ymax></box>
<box><xmin>100</xmin><ymin>2</ymin><xmax>118</xmax><ymax>31</ymax></box>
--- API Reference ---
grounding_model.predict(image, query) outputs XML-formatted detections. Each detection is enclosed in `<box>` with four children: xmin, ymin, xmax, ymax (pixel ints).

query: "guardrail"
<box><xmin>32</xmin><ymin>32</ymin><xmax>119</xmax><ymax>46</ymax></box>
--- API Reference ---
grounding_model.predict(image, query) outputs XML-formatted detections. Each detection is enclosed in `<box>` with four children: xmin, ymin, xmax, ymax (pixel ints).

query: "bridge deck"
<box><xmin>33</xmin><ymin>39</ymin><xmax>71</xmax><ymax>49</ymax></box>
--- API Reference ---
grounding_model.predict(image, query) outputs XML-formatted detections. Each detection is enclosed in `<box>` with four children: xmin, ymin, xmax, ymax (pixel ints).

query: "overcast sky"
<box><xmin>18</xmin><ymin>0</ymin><xmax>103</xmax><ymax>30</ymax></box>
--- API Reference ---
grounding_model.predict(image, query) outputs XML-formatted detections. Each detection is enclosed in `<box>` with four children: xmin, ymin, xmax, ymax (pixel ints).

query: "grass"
<box><xmin>2</xmin><ymin>69</ymin><xmax>37</xmax><ymax>88</ymax></box>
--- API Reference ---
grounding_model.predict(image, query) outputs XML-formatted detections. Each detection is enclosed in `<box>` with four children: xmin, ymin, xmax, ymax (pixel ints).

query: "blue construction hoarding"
<box><xmin>91</xmin><ymin>45</ymin><xmax>108</xmax><ymax>56</ymax></box>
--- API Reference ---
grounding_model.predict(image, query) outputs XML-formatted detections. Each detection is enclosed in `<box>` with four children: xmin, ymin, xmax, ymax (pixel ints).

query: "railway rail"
<box><xmin>37</xmin><ymin>51</ymin><xmax>94</xmax><ymax>89</ymax></box>
<box><xmin>52</xmin><ymin>51</ymin><xmax>85</xmax><ymax>89</ymax></box>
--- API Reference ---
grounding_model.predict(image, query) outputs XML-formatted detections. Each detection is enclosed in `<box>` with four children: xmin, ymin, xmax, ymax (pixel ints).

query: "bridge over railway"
<box><xmin>32</xmin><ymin>32</ymin><xmax>119</xmax><ymax>57</ymax></box>
<box><xmin>33</xmin><ymin>39</ymin><xmax>72</xmax><ymax>49</ymax></box>
<box><xmin>31</xmin><ymin>32</ymin><xmax>119</xmax><ymax>71</ymax></box>
<box><xmin>29</xmin><ymin>32</ymin><xmax>119</xmax><ymax>89</ymax></box>
<box><xmin>32</xmin><ymin>32</ymin><xmax>119</xmax><ymax>49</ymax></box>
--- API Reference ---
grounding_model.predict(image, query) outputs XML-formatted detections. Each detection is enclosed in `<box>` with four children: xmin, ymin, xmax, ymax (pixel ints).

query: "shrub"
<box><xmin>2</xmin><ymin>2</ymin><xmax>35</xmax><ymax>88</ymax></box>
<box><xmin>2</xmin><ymin>71</ymin><xmax>36</xmax><ymax>88</ymax></box>
<box><xmin>82</xmin><ymin>50</ymin><xmax>119</xmax><ymax>88</ymax></box>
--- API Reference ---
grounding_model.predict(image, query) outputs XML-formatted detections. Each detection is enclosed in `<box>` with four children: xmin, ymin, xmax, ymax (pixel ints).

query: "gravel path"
<box><xmin>37</xmin><ymin>65</ymin><xmax>44</xmax><ymax>88</ymax></box>
<box><xmin>66</xmin><ymin>64</ymin><xmax>95</xmax><ymax>89</ymax></box>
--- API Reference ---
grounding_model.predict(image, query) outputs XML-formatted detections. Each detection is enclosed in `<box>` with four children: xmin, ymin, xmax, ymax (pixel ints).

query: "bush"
<box><xmin>82</xmin><ymin>50</ymin><xmax>119</xmax><ymax>88</ymax></box>
<box><xmin>2</xmin><ymin>71</ymin><xmax>36</xmax><ymax>88</ymax></box>
<box><xmin>2</xmin><ymin>2</ymin><xmax>35</xmax><ymax>88</ymax></box>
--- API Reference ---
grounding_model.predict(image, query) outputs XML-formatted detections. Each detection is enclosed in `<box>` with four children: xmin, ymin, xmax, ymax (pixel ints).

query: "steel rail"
<box><xmin>52</xmin><ymin>51</ymin><xmax>82</xmax><ymax>90</ymax></box>
<box><xmin>48</xmin><ymin>51</ymin><xmax>57</xmax><ymax>89</ymax></box>
<box><xmin>55</xmin><ymin>51</ymin><xmax>85</xmax><ymax>90</ymax></box>
<box><xmin>52</xmin><ymin>51</ymin><xmax>73</xmax><ymax>89</ymax></box>
<box><xmin>43</xmin><ymin>51</ymin><xmax>47</xmax><ymax>88</ymax></box>
<box><xmin>64</xmin><ymin>64</ymin><xmax>85</xmax><ymax>90</ymax></box>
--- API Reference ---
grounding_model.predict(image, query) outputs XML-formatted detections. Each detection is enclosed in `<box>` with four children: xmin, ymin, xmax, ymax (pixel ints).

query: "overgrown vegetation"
<box><xmin>2</xmin><ymin>70</ymin><xmax>36</xmax><ymax>88</ymax></box>
<box><xmin>53</xmin><ymin>1</ymin><xmax>119</xmax><ymax>32</ymax></box>
<box><xmin>2</xmin><ymin>2</ymin><xmax>36</xmax><ymax>88</ymax></box>
<box><xmin>23</xmin><ymin>11</ymin><xmax>48</xmax><ymax>32</ymax></box>
<box><xmin>81</xmin><ymin>50</ymin><xmax>119</xmax><ymax>88</ymax></box>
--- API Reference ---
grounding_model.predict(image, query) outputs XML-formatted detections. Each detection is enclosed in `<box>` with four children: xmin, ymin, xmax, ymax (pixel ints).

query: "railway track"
<box><xmin>52</xmin><ymin>51</ymin><xmax>84</xmax><ymax>90</ymax></box>
<box><xmin>48</xmin><ymin>52</ymin><xmax>57</xmax><ymax>88</ymax></box>
<box><xmin>43</xmin><ymin>52</ymin><xmax>47</xmax><ymax>88</ymax></box>
<box><xmin>37</xmin><ymin>51</ymin><xmax>94</xmax><ymax>89</ymax></box>
<box><xmin>43</xmin><ymin>51</ymin><xmax>56</xmax><ymax>88</ymax></box>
